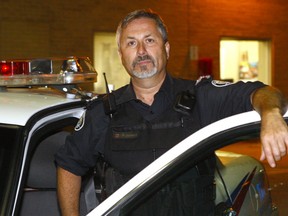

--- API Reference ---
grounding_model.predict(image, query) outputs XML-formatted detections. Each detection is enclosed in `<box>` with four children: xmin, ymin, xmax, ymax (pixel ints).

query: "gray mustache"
<box><xmin>133</xmin><ymin>55</ymin><xmax>153</xmax><ymax>67</ymax></box>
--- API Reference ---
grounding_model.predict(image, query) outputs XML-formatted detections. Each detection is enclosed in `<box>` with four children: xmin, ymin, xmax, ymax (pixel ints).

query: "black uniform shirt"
<box><xmin>131</xmin><ymin>74</ymin><xmax>173</xmax><ymax>121</ymax></box>
<box><xmin>55</xmin><ymin>74</ymin><xmax>265</xmax><ymax>176</ymax></box>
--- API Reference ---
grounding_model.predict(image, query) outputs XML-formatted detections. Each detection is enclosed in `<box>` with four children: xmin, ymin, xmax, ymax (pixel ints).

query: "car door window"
<box><xmin>119</xmin><ymin>155</ymin><xmax>216</xmax><ymax>216</ymax></box>
<box><xmin>109</xmin><ymin>123</ymin><xmax>281</xmax><ymax>216</ymax></box>
<box><xmin>19</xmin><ymin>118</ymin><xmax>90</xmax><ymax>216</ymax></box>
<box><xmin>220</xmin><ymin>137</ymin><xmax>288</xmax><ymax>216</ymax></box>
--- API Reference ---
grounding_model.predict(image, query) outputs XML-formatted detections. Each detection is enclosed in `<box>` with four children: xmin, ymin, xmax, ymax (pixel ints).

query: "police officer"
<box><xmin>55</xmin><ymin>9</ymin><xmax>288</xmax><ymax>216</ymax></box>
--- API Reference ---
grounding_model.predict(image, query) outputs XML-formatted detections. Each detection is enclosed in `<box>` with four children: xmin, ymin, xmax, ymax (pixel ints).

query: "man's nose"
<box><xmin>137</xmin><ymin>42</ymin><xmax>147</xmax><ymax>56</ymax></box>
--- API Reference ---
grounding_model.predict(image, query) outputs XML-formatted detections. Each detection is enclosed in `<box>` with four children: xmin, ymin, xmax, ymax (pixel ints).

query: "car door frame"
<box><xmin>10</xmin><ymin>102</ymin><xmax>86</xmax><ymax>216</ymax></box>
<box><xmin>88</xmin><ymin>111</ymin><xmax>288</xmax><ymax>216</ymax></box>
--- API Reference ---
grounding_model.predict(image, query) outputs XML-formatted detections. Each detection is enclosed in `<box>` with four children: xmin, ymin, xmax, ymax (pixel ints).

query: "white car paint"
<box><xmin>0</xmin><ymin>88</ymin><xmax>80</xmax><ymax>126</ymax></box>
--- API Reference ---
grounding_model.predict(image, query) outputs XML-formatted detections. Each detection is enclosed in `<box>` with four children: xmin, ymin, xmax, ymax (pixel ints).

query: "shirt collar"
<box><xmin>114</xmin><ymin>73</ymin><xmax>174</xmax><ymax>105</ymax></box>
<box><xmin>158</xmin><ymin>73</ymin><xmax>174</xmax><ymax>100</ymax></box>
<box><xmin>114</xmin><ymin>81</ymin><xmax>135</xmax><ymax>105</ymax></box>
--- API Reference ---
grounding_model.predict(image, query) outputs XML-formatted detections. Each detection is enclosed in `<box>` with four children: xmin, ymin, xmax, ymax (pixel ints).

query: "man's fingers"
<box><xmin>261</xmin><ymin>135</ymin><xmax>288</xmax><ymax>167</ymax></box>
<box><xmin>261</xmin><ymin>141</ymin><xmax>276</xmax><ymax>167</ymax></box>
<box><xmin>278</xmin><ymin>141</ymin><xmax>287</xmax><ymax>157</ymax></box>
<box><xmin>259</xmin><ymin>110</ymin><xmax>288</xmax><ymax>167</ymax></box>
<box><xmin>260</xmin><ymin>150</ymin><xmax>266</xmax><ymax>161</ymax></box>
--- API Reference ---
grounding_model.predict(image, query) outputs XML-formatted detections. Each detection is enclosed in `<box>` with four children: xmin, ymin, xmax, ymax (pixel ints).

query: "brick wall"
<box><xmin>187</xmin><ymin>0</ymin><xmax>288</xmax><ymax>96</ymax></box>
<box><xmin>0</xmin><ymin>0</ymin><xmax>287</xmax><ymax>95</ymax></box>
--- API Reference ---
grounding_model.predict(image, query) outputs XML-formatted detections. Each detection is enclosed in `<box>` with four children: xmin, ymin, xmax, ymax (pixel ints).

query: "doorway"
<box><xmin>93</xmin><ymin>32</ymin><xmax>130</xmax><ymax>94</ymax></box>
<box><xmin>220</xmin><ymin>38</ymin><xmax>271</xmax><ymax>84</ymax></box>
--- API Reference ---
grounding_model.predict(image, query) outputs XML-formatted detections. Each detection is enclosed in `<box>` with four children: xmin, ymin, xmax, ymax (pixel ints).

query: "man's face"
<box><xmin>118</xmin><ymin>18</ymin><xmax>170</xmax><ymax>79</ymax></box>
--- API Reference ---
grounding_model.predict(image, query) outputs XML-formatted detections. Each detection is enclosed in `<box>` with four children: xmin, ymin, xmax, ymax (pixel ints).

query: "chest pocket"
<box><xmin>104</xmin><ymin>103</ymin><xmax>191</xmax><ymax>175</ymax></box>
<box><xmin>108</xmin><ymin>101</ymin><xmax>189</xmax><ymax>151</ymax></box>
<box><xmin>110</xmin><ymin>119</ymin><xmax>184</xmax><ymax>151</ymax></box>
<box><xmin>104</xmin><ymin>94</ymin><xmax>201</xmax><ymax>175</ymax></box>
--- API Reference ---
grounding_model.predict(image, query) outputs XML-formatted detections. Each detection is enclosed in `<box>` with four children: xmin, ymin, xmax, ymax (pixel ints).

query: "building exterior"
<box><xmin>0</xmin><ymin>0</ymin><xmax>287</xmax><ymax>95</ymax></box>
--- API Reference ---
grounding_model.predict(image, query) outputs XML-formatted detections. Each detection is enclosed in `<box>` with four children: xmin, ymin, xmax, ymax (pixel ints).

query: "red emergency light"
<box><xmin>0</xmin><ymin>61</ymin><xmax>29</xmax><ymax>76</ymax></box>
<box><xmin>0</xmin><ymin>57</ymin><xmax>97</xmax><ymax>87</ymax></box>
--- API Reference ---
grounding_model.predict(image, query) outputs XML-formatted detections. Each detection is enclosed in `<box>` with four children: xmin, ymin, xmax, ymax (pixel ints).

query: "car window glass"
<box><xmin>116</xmin><ymin>128</ymin><xmax>284</xmax><ymax>216</ymax></box>
<box><xmin>220</xmin><ymin>136</ymin><xmax>288</xmax><ymax>216</ymax></box>
<box><xmin>119</xmin><ymin>154</ymin><xmax>215</xmax><ymax>216</ymax></box>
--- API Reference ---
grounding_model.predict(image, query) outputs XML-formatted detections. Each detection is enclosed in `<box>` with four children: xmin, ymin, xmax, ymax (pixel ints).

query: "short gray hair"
<box><xmin>116</xmin><ymin>9</ymin><xmax>168</xmax><ymax>48</ymax></box>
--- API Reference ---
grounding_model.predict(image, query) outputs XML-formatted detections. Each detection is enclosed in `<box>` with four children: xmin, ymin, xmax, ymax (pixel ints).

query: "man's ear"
<box><xmin>165</xmin><ymin>41</ymin><xmax>170</xmax><ymax>59</ymax></box>
<box><xmin>118</xmin><ymin>49</ymin><xmax>122</xmax><ymax>58</ymax></box>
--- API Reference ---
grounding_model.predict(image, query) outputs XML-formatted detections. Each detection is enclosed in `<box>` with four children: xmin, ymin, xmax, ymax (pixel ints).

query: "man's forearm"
<box><xmin>57</xmin><ymin>167</ymin><xmax>82</xmax><ymax>216</ymax></box>
<box><xmin>251</xmin><ymin>85</ymin><xmax>288</xmax><ymax>167</ymax></box>
<box><xmin>252</xmin><ymin>86</ymin><xmax>287</xmax><ymax>116</ymax></box>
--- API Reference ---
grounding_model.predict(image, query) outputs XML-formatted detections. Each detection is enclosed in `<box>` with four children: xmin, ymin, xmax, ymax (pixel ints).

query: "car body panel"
<box><xmin>0</xmin><ymin>88</ymin><xmax>80</xmax><ymax>126</ymax></box>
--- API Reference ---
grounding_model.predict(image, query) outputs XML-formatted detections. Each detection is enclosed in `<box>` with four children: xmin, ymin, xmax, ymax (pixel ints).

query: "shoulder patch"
<box><xmin>74</xmin><ymin>111</ymin><xmax>86</xmax><ymax>131</ymax></box>
<box><xmin>211</xmin><ymin>80</ymin><xmax>233</xmax><ymax>87</ymax></box>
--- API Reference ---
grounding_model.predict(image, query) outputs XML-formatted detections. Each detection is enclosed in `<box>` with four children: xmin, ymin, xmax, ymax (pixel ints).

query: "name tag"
<box><xmin>112</xmin><ymin>131</ymin><xmax>139</xmax><ymax>139</ymax></box>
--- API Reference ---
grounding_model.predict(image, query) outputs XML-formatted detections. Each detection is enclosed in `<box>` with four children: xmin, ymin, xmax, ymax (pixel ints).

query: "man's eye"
<box><xmin>127</xmin><ymin>41</ymin><xmax>136</xmax><ymax>46</ymax></box>
<box><xmin>146</xmin><ymin>38</ymin><xmax>154</xmax><ymax>43</ymax></box>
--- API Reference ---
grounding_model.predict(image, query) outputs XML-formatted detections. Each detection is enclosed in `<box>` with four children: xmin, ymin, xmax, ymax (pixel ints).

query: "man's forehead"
<box><xmin>125</xmin><ymin>17</ymin><xmax>156</xmax><ymax>29</ymax></box>
<box><xmin>122</xmin><ymin>18</ymin><xmax>159</xmax><ymax>37</ymax></box>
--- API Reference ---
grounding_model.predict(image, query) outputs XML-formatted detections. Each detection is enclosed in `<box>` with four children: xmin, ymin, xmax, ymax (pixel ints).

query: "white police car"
<box><xmin>0</xmin><ymin>57</ymin><xmax>282</xmax><ymax>216</ymax></box>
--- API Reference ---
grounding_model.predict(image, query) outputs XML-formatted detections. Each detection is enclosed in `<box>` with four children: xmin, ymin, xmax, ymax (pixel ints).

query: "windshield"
<box><xmin>0</xmin><ymin>125</ymin><xmax>23</xmax><ymax>213</ymax></box>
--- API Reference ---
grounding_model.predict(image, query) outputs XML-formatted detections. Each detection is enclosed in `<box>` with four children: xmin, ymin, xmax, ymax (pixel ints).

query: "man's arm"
<box><xmin>57</xmin><ymin>167</ymin><xmax>82</xmax><ymax>216</ymax></box>
<box><xmin>252</xmin><ymin>85</ymin><xmax>288</xmax><ymax>167</ymax></box>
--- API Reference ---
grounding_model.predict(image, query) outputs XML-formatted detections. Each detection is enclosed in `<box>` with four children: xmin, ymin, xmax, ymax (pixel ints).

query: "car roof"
<box><xmin>0</xmin><ymin>88</ymin><xmax>81</xmax><ymax>126</ymax></box>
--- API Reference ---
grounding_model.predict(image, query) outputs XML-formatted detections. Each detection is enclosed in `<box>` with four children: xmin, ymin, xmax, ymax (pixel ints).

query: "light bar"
<box><xmin>0</xmin><ymin>56</ymin><xmax>97</xmax><ymax>86</ymax></box>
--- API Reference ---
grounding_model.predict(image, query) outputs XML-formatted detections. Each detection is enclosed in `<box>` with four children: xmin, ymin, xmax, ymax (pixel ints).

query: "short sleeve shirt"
<box><xmin>54</xmin><ymin>74</ymin><xmax>265</xmax><ymax>176</ymax></box>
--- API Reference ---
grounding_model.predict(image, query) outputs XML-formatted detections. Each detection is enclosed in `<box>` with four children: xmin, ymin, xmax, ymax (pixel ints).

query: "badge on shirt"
<box><xmin>75</xmin><ymin>111</ymin><xmax>86</xmax><ymax>131</ymax></box>
<box><xmin>211</xmin><ymin>80</ymin><xmax>233</xmax><ymax>87</ymax></box>
<box><xmin>113</xmin><ymin>131</ymin><xmax>139</xmax><ymax>139</ymax></box>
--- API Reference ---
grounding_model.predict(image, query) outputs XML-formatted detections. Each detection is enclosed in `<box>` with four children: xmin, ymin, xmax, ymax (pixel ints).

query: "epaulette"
<box><xmin>195</xmin><ymin>75</ymin><xmax>212</xmax><ymax>86</ymax></box>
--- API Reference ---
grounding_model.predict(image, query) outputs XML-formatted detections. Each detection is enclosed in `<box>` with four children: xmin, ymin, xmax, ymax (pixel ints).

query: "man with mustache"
<box><xmin>132</xmin><ymin>55</ymin><xmax>157</xmax><ymax>78</ymax></box>
<box><xmin>55</xmin><ymin>9</ymin><xmax>288</xmax><ymax>216</ymax></box>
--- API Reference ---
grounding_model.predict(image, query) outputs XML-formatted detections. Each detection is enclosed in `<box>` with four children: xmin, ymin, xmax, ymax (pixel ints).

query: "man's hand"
<box><xmin>252</xmin><ymin>86</ymin><xmax>288</xmax><ymax>167</ymax></box>
<box><xmin>259</xmin><ymin>109</ymin><xmax>288</xmax><ymax>167</ymax></box>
